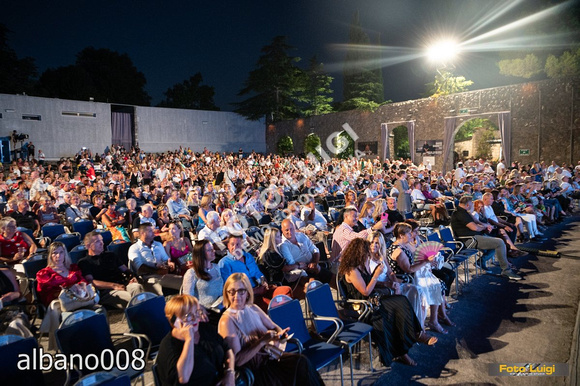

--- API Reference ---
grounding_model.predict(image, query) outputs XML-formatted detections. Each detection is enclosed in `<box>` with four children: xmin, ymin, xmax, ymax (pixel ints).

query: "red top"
<box><xmin>36</xmin><ymin>264</ymin><xmax>87</xmax><ymax>306</ymax></box>
<box><xmin>0</xmin><ymin>232</ymin><xmax>30</xmax><ymax>263</ymax></box>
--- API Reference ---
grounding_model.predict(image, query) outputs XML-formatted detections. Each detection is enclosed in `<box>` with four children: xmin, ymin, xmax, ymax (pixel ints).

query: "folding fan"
<box><xmin>414</xmin><ymin>241</ymin><xmax>444</xmax><ymax>261</ymax></box>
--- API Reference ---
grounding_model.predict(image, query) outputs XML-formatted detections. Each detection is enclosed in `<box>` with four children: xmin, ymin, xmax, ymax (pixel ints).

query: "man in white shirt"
<box><xmin>128</xmin><ymin>223</ymin><xmax>182</xmax><ymax>295</ymax></box>
<box><xmin>280</xmin><ymin>219</ymin><xmax>332</xmax><ymax>285</ymax></box>
<box><xmin>198</xmin><ymin>211</ymin><xmax>226</xmax><ymax>252</ymax></box>
<box><xmin>496</xmin><ymin>159</ymin><xmax>506</xmax><ymax>178</ymax></box>
<box><xmin>454</xmin><ymin>163</ymin><xmax>466</xmax><ymax>181</ymax></box>
<box><xmin>300</xmin><ymin>196</ymin><xmax>328</xmax><ymax>231</ymax></box>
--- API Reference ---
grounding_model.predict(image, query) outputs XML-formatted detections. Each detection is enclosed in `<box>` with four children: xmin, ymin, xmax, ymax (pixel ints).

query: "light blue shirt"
<box><xmin>218</xmin><ymin>251</ymin><xmax>263</xmax><ymax>287</ymax></box>
<box><xmin>166</xmin><ymin>197</ymin><xmax>190</xmax><ymax>218</ymax></box>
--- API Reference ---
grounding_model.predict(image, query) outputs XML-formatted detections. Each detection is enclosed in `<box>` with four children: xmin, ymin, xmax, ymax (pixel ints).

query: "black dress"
<box><xmin>156</xmin><ymin>323</ymin><xmax>229</xmax><ymax>386</ymax></box>
<box><xmin>344</xmin><ymin>268</ymin><xmax>421</xmax><ymax>365</ymax></box>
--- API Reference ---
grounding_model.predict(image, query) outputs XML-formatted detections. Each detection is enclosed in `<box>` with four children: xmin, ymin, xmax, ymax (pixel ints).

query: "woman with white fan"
<box><xmin>386</xmin><ymin>223</ymin><xmax>455</xmax><ymax>334</ymax></box>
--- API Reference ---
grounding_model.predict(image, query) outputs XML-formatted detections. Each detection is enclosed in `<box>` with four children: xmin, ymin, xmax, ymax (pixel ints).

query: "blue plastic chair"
<box><xmin>55</xmin><ymin>232</ymin><xmax>82</xmax><ymax>251</ymax></box>
<box><xmin>95</xmin><ymin>229</ymin><xmax>113</xmax><ymax>247</ymax></box>
<box><xmin>305</xmin><ymin>282</ymin><xmax>374</xmax><ymax>384</ymax></box>
<box><xmin>73</xmin><ymin>372</ymin><xmax>130</xmax><ymax>386</ymax></box>
<box><xmin>107</xmin><ymin>241</ymin><xmax>132</xmax><ymax>267</ymax></box>
<box><xmin>70</xmin><ymin>244</ymin><xmax>88</xmax><ymax>264</ymax></box>
<box><xmin>125</xmin><ymin>293</ymin><xmax>170</xmax><ymax>360</ymax></box>
<box><xmin>56</xmin><ymin>310</ymin><xmax>145</xmax><ymax>385</ymax></box>
<box><xmin>268</xmin><ymin>298</ymin><xmax>345</xmax><ymax>386</ymax></box>
<box><xmin>41</xmin><ymin>223</ymin><xmax>66</xmax><ymax>241</ymax></box>
<box><xmin>73</xmin><ymin>220</ymin><xmax>95</xmax><ymax>240</ymax></box>
<box><xmin>0</xmin><ymin>335</ymin><xmax>45</xmax><ymax>385</ymax></box>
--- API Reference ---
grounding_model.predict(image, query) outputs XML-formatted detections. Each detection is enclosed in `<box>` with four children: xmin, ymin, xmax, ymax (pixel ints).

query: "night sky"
<box><xmin>2</xmin><ymin>0</ymin><xmax>574</xmax><ymax>111</ymax></box>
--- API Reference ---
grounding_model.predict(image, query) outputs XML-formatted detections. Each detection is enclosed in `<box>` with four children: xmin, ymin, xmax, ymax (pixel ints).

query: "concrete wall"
<box><xmin>267</xmin><ymin>77</ymin><xmax>580</xmax><ymax>170</ymax></box>
<box><xmin>136</xmin><ymin>106</ymin><xmax>265</xmax><ymax>153</ymax></box>
<box><xmin>0</xmin><ymin>94</ymin><xmax>111</xmax><ymax>159</ymax></box>
<box><xmin>0</xmin><ymin>94</ymin><xmax>265</xmax><ymax>159</ymax></box>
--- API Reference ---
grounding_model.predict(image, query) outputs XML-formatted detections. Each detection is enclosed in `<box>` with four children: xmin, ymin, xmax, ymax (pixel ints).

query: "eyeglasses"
<box><xmin>183</xmin><ymin>309</ymin><xmax>204</xmax><ymax>321</ymax></box>
<box><xmin>226</xmin><ymin>288</ymin><xmax>248</xmax><ymax>297</ymax></box>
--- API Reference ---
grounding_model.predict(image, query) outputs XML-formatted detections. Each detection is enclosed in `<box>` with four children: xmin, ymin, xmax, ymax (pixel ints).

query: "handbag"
<box><xmin>368</xmin><ymin>287</ymin><xmax>394</xmax><ymax>311</ymax></box>
<box><xmin>58</xmin><ymin>282</ymin><xmax>100</xmax><ymax>312</ymax></box>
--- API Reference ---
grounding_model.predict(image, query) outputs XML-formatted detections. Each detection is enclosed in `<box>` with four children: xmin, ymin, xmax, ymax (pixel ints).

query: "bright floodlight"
<box><xmin>427</xmin><ymin>40</ymin><xmax>459</xmax><ymax>63</ymax></box>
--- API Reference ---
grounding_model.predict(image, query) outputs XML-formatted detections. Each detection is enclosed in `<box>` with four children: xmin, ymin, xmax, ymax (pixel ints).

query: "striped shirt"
<box><xmin>330</xmin><ymin>222</ymin><xmax>371</xmax><ymax>262</ymax></box>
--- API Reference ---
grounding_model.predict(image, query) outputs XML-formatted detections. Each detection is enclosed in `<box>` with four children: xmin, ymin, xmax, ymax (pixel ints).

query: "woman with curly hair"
<box><xmin>339</xmin><ymin>238</ymin><xmax>436</xmax><ymax>367</ymax></box>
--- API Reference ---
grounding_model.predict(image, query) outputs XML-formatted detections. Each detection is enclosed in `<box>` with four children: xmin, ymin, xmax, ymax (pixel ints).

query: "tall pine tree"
<box><xmin>234</xmin><ymin>36</ymin><xmax>304</xmax><ymax>122</ymax></box>
<box><xmin>299</xmin><ymin>56</ymin><xmax>334</xmax><ymax>117</ymax></box>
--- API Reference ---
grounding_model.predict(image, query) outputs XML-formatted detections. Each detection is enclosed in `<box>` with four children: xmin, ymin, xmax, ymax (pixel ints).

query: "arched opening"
<box><xmin>333</xmin><ymin>131</ymin><xmax>354</xmax><ymax>159</ymax></box>
<box><xmin>392</xmin><ymin>125</ymin><xmax>410</xmax><ymax>159</ymax></box>
<box><xmin>453</xmin><ymin>118</ymin><xmax>501</xmax><ymax>165</ymax></box>
<box><xmin>276</xmin><ymin>135</ymin><xmax>294</xmax><ymax>155</ymax></box>
<box><xmin>304</xmin><ymin>133</ymin><xmax>321</xmax><ymax>158</ymax></box>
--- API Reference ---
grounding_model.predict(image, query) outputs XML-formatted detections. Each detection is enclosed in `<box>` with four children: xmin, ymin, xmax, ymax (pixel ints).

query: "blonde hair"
<box><xmin>165</xmin><ymin>294</ymin><xmax>199</xmax><ymax>326</ymax></box>
<box><xmin>47</xmin><ymin>241</ymin><xmax>72</xmax><ymax>269</ymax></box>
<box><xmin>0</xmin><ymin>217</ymin><xmax>17</xmax><ymax>233</ymax></box>
<box><xmin>222</xmin><ymin>273</ymin><xmax>254</xmax><ymax>308</ymax></box>
<box><xmin>372</xmin><ymin>198</ymin><xmax>386</xmax><ymax>221</ymax></box>
<box><xmin>200</xmin><ymin>194</ymin><xmax>213</xmax><ymax>209</ymax></box>
<box><xmin>258</xmin><ymin>227</ymin><xmax>280</xmax><ymax>262</ymax></box>
<box><xmin>367</xmin><ymin>231</ymin><xmax>386</xmax><ymax>262</ymax></box>
<box><xmin>360</xmin><ymin>201</ymin><xmax>375</xmax><ymax>218</ymax></box>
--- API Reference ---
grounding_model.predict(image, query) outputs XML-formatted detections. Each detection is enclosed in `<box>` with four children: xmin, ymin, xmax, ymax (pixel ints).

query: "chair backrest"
<box><xmin>0</xmin><ymin>335</ymin><xmax>45</xmax><ymax>385</ymax></box>
<box><xmin>107</xmin><ymin>241</ymin><xmax>131</xmax><ymax>267</ymax></box>
<box><xmin>125</xmin><ymin>294</ymin><xmax>171</xmax><ymax>350</ymax></box>
<box><xmin>268</xmin><ymin>299</ymin><xmax>311</xmax><ymax>345</ymax></box>
<box><xmin>23</xmin><ymin>257</ymin><xmax>48</xmax><ymax>279</ymax></box>
<box><xmin>55</xmin><ymin>233</ymin><xmax>82</xmax><ymax>251</ymax></box>
<box><xmin>437</xmin><ymin>227</ymin><xmax>460</xmax><ymax>252</ymax></box>
<box><xmin>305</xmin><ymin>283</ymin><xmax>340</xmax><ymax>333</ymax></box>
<box><xmin>427</xmin><ymin>232</ymin><xmax>441</xmax><ymax>242</ymax></box>
<box><xmin>74</xmin><ymin>372</ymin><xmax>130</xmax><ymax>386</ymax></box>
<box><xmin>56</xmin><ymin>311</ymin><xmax>115</xmax><ymax>363</ymax></box>
<box><xmin>127</xmin><ymin>291</ymin><xmax>158</xmax><ymax>307</ymax></box>
<box><xmin>72</xmin><ymin>220</ymin><xmax>95</xmax><ymax>240</ymax></box>
<box><xmin>41</xmin><ymin>224</ymin><xmax>66</xmax><ymax>241</ymax></box>
<box><xmin>95</xmin><ymin>229</ymin><xmax>113</xmax><ymax>247</ymax></box>
<box><xmin>151</xmin><ymin>363</ymin><xmax>161</xmax><ymax>386</ymax></box>
<box><xmin>268</xmin><ymin>294</ymin><xmax>293</xmax><ymax>311</ymax></box>
<box><xmin>17</xmin><ymin>227</ymin><xmax>35</xmax><ymax>240</ymax></box>
<box><xmin>70</xmin><ymin>245</ymin><xmax>88</xmax><ymax>264</ymax></box>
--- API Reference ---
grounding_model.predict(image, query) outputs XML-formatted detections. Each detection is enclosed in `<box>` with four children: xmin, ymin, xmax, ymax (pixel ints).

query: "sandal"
<box><xmin>428</xmin><ymin>322</ymin><xmax>448</xmax><ymax>334</ymax></box>
<box><xmin>395</xmin><ymin>354</ymin><xmax>417</xmax><ymax>366</ymax></box>
<box><xmin>439</xmin><ymin>316</ymin><xmax>456</xmax><ymax>327</ymax></box>
<box><xmin>416</xmin><ymin>331</ymin><xmax>438</xmax><ymax>345</ymax></box>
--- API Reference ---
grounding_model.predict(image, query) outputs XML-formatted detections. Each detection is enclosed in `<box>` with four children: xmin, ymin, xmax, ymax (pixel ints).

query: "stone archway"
<box><xmin>380</xmin><ymin>120</ymin><xmax>415</xmax><ymax>162</ymax></box>
<box><xmin>442</xmin><ymin>111</ymin><xmax>511</xmax><ymax>172</ymax></box>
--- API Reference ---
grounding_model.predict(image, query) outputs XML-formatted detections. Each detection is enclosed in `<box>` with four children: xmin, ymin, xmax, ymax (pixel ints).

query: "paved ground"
<box><xmin>39</xmin><ymin>214</ymin><xmax>580</xmax><ymax>386</ymax></box>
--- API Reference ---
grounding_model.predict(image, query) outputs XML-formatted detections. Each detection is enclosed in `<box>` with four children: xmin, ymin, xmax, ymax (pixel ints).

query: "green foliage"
<box><xmin>392</xmin><ymin>125</ymin><xmax>410</xmax><ymax>159</ymax></box>
<box><xmin>454</xmin><ymin>118</ymin><xmax>498</xmax><ymax>142</ymax></box>
<box><xmin>334</xmin><ymin>131</ymin><xmax>355</xmax><ymax>159</ymax></box>
<box><xmin>0</xmin><ymin>24</ymin><xmax>37</xmax><ymax>95</ymax></box>
<box><xmin>304</xmin><ymin>133</ymin><xmax>321</xmax><ymax>158</ymax></box>
<box><xmin>498</xmin><ymin>54</ymin><xmax>543</xmax><ymax>79</ymax></box>
<box><xmin>299</xmin><ymin>57</ymin><xmax>334</xmax><ymax>117</ymax></box>
<box><xmin>37</xmin><ymin>47</ymin><xmax>151</xmax><ymax>105</ymax></box>
<box><xmin>475</xmin><ymin>129</ymin><xmax>497</xmax><ymax>159</ymax></box>
<box><xmin>158</xmin><ymin>73</ymin><xmax>219</xmax><ymax>111</ymax></box>
<box><xmin>277</xmin><ymin>135</ymin><xmax>294</xmax><ymax>155</ymax></box>
<box><xmin>342</xmin><ymin>12</ymin><xmax>385</xmax><ymax>111</ymax></box>
<box><xmin>545</xmin><ymin>48</ymin><xmax>580</xmax><ymax>78</ymax></box>
<box><xmin>234</xmin><ymin>36</ymin><xmax>305</xmax><ymax>122</ymax></box>
<box><xmin>425</xmin><ymin>70</ymin><xmax>473</xmax><ymax>97</ymax></box>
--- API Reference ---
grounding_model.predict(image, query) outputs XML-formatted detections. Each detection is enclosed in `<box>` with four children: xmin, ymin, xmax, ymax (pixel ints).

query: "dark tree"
<box><xmin>158</xmin><ymin>73</ymin><xmax>219</xmax><ymax>110</ymax></box>
<box><xmin>0</xmin><ymin>24</ymin><xmax>37</xmax><ymax>95</ymax></box>
<box><xmin>299</xmin><ymin>56</ymin><xmax>334</xmax><ymax>117</ymax></box>
<box><xmin>341</xmin><ymin>11</ymin><xmax>384</xmax><ymax>111</ymax></box>
<box><xmin>234</xmin><ymin>36</ymin><xmax>304</xmax><ymax>122</ymax></box>
<box><xmin>37</xmin><ymin>47</ymin><xmax>151</xmax><ymax>105</ymax></box>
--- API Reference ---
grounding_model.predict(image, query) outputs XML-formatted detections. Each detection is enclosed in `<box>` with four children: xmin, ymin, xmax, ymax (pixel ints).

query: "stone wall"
<box><xmin>267</xmin><ymin>77</ymin><xmax>580</xmax><ymax>170</ymax></box>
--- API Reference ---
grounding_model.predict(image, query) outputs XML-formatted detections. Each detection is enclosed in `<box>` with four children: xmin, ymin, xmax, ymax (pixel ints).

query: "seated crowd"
<box><xmin>0</xmin><ymin>145</ymin><xmax>579</xmax><ymax>384</ymax></box>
